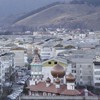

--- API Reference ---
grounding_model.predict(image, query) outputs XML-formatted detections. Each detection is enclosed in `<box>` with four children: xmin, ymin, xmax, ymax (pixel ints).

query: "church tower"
<box><xmin>30</xmin><ymin>48</ymin><xmax>43</xmax><ymax>85</ymax></box>
<box><xmin>66</xmin><ymin>73</ymin><xmax>75</xmax><ymax>90</ymax></box>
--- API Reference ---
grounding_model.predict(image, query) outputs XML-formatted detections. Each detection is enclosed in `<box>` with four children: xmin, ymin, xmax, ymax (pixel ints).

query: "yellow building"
<box><xmin>42</xmin><ymin>58</ymin><xmax>67</xmax><ymax>82</ymax></box>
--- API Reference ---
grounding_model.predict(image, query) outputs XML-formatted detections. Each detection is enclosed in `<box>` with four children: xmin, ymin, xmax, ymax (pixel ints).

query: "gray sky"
<box><xmin>0</xmin><ymin>0</ymin><xmax>70</xmax><ymax>18</ymax></box>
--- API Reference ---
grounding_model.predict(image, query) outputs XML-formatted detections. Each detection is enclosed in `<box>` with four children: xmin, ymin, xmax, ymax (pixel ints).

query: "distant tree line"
<box><xmin>0</xmin><ymin>31</ymin><xmax>12</xmax><ymax>35</ymax></box>
<box><xmin>70</xmin><ymin>0</ymin><xmax>100</xmax><ymax>6</ymax></box>
<box><xmin>0</xmin><ymin>31</ymin><xmax>33</xmax><ymax>35</ymax></box>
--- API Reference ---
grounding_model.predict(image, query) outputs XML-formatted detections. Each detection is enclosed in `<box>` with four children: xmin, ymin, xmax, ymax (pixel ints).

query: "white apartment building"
<box><xmin>40</xmin><ymin>46</ymin><xmax>54</xmax><ymax>60</ymax></box>
<box><xmin>0</xmin><ymin>52</ymin><xmax>14</xmax><ymax>85</ymax></box>
<box><xmin>0</xmin><ymin>62</ymin><xmax>5</xmax><ymax>84</ymax></box>
<box><xmin>11</xmin><ymin>47</ymin><xmax>25</xmax><ymax>67</ymax></box>
<box><xmin>69</xmin><ymin>57</ymin><xmax>94</xmax><ymax>86</ymax></box>
<box><xmin>93</xmin><ymin>56</ymin><xmax>100</xmax><ymax>87</ymax></box>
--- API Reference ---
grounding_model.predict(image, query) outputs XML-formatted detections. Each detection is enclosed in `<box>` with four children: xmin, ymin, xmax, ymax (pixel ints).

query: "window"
<box><xmin>95</xmin><ymin>66</ymin><xmax>100</xmax><ymax>69</ymax></box>
<box><xmin>96</xmin><ymin>77</ymin><xmax>100</xmax><ymax>80</ymax></box>
<box><xmin>48</xmin><ymin>93</ymin><xmax>51</xmax><ymax>96</ymax></box>
<box><xmin>71</xmin><ymin>85</ymin><xmax>74</xmax><ymax>89</ymax></box>
<box><xmin>54</xmin><ymin>62</ymin><xmax>57</xmax><ymax>64</ymax></box>
<box><xmin>95</xmin><ymin>71</ymin><xmax>100</xmax><ymax>75</ymax></box>
<box><xmin>72</xmin><ymin>70</ymin><xmax>76</xmax><ymax>73</ymax></box>
<box><xmin>80</xmin><ymin>81</ymin><xmax>83</xmax><ymax>84</ymax></box>
<box><xmin>88</xmin><ymin>65</ymin><xmax>91</xmax><ymax>68</ymax></box>
<box><xmin>88</xmin><ymin>76</ymin><xmax>91</xmax><ymax>80</ymax></box>
<box><xmin>48</xmin><ymin>62</ymin><xmax>51</xmax><ymax>64</ymax></box>
<box><xmin>80</xmin><ymin>76</ymin><xmax>82</xmax><ymax>79</ymax></box>
<box><xmin>42</xmin><ymin>53</ymin><xmax>50</xmax><ymax>55</ymax></box>
<box><xmin>72</xmin><ymin>65</ymin><xmax>76</xmax><ymax>68</ymax></box>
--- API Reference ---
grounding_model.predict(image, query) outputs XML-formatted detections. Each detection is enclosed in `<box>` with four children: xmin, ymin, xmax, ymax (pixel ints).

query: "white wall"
<box><xmin>12</xmin><ymin>50</ymin><xmax>25</xmax><ymax>67</ymax></box>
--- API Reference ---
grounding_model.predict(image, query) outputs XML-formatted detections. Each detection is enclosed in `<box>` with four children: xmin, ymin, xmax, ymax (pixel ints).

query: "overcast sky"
<box><xmin>0</xmin><ymin>0</ymin><xmax>70</xmax><ymax>18</ymax></box>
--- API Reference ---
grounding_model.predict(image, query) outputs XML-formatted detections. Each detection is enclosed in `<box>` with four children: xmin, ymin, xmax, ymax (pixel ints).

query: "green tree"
<box><xmin>23</xmin><ymin>82</ymin><xmax>28</xmax><ymax>95</ymax></box>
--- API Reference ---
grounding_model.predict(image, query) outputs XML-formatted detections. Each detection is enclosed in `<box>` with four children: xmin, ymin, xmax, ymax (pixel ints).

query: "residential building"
<box><xmin>0</xmin><ymin>52</ymin><xmax>15</xmax><ymax>85</ymax></box>
<box><xmin>93</xmin><ymin>56</ymin><xmax>100</xmax><ymax>87</ymax></box>
<box><xmin>40</xmin><ymin>46</ymin><xmax>54</xmax><ymax>60</ymax></box>
<box><xmin>11</xmin><ymin>47</ymin><xmax>25</xmax><ymax>67</ymax></box>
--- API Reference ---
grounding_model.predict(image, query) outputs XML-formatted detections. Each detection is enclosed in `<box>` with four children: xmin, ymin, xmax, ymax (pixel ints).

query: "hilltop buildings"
<box><xmin>0</xmin><ymin>29</ymin><xmax>100</xmax><ymax>99</ymax></box>
<box><xmin>93</xmin><ymin>56</ymin><xmax>100</xmax><ymax>87</ymax></box>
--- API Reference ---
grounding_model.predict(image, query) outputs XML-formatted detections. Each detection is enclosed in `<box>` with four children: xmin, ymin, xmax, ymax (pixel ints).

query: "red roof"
<box><xmin>61</xmin><ymin>89</ymin><xmax>80</xmax><ymax>96</ymax></box>
<box><xmin>79</xmin><ymin>89</ymin><xmax>95</xmax><ymax>96</ymax></box>
<box><xmin>27</xmin><ymin>82</ymin><xmax>81</xmax><ymax>96</ymax></box>
<box><xmin>31</xmin><ymin>54</ymin><xmax>41</xmax><ymax>64</ymax></box>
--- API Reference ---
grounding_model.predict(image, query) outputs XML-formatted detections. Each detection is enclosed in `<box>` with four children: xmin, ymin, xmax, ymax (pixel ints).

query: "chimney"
<box><xmin>56</xmin><ymin>84</ymin><xmax>60</xmax><ymax>88</ymax></box>
<box><xmin>46</xmin><ymin>77</ymin><xmax>51</xmax><ymax>87</ymax></box>
<box><xmin>29</xmin><ymin>79</ymin><xmax>36</xmax><ymax>85</ymax></box>
<box><xmin>35</xmin><ymin>78</ymin><xmax>39</xmax><ymax>84</ymax></box>
<box><xmin>84</xmin><ymin>89</ymin><xmax>88</xmax><ymax>96</ymax></box>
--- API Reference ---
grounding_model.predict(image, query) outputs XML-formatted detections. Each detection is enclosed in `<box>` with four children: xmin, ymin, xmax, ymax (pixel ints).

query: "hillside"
<box><xmin>70</xmin><ymin>0</ymin><xmax>100</xmax><ymax>6</ymax></box>
<box><xmin>13</xmin><ymin>3</ymin><xmax>100</xmax><ymax>30</ymax></box>
<box><xmin>0</xmin><ymin>0</ymin><xmax>70</xmax><ymax>26</ymax></box>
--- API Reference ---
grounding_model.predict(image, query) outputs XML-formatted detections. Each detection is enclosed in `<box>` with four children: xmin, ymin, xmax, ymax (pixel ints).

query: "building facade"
<box><xmin>93</xmin><ymin>56</ymin><xmax>100</xmax><ymax>87</ymax></box>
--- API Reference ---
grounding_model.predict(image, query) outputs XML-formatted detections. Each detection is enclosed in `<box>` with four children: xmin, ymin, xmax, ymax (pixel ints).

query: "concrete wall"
<box><xmin>12</xmin><ymin>50</ymin><xmax>24</xmax><ymax>67</ymax></box>
<box><xmin>21</xmin><ymin>96</ymin><xmax>98</xmax><ymax>100</ymax></box>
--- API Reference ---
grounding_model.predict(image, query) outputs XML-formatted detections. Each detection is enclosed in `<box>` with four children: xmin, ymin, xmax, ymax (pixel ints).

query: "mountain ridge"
<box><xmin>12</xmin><ymin>3</ymin><xmax>100</xmax><ymax>31</ymax></box>
<box><xmin>14</xmin><ymin>2</ymin><xmax>65</xmax><ymax>23</ymax></box>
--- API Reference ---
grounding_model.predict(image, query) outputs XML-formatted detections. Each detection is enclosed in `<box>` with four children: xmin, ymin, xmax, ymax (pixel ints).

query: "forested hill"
<box><xmin>70</xmin><ymin>0</ymin><xmax>100</xmax><ymax>6</ymax></box>
<box><xmin>13</xmin><ymin>2</ymin><xmax>100</xmax><ymax>31</ymax></box>
<box><xmin>14</xmin><ymin>2</ymin><xmax>65</xmax><ymax>23</ymax></box>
